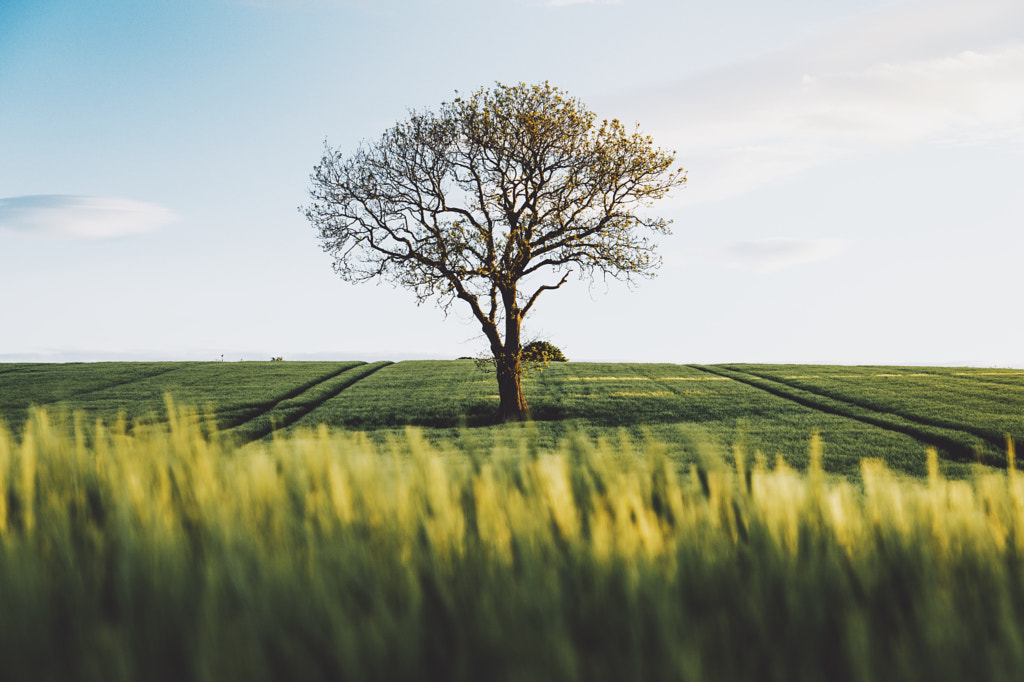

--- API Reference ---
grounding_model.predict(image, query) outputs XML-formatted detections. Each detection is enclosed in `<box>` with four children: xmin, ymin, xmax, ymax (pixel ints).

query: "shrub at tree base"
<box><xmin>1</xmin><ymin>405</ymin><xmax>1023</xmax><ymax>681</ymax></box>
<box><xmin>521</xmin><ymin>340</ymin><xmax>567</xmax><ymax>364</ymax></box>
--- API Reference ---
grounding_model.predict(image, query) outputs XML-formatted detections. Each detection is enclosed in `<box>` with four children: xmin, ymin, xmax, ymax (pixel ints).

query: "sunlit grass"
<box><xmin>4</xmin><ymin>361</ymin><xmax>1004</xmax><ymax>478</ymax></box>
<box><xmin>1</xmin><ymin>402</ymin><xmax>1023</xmax><ymax>680</ymax></box>
<box><xmin>727</xmin><ymin>363</ymin><xmax>1024</xmax><ymax>458</ymax></box>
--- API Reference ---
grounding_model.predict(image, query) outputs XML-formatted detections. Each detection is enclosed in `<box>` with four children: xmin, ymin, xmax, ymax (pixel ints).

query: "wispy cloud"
<box><xmin>675</xmin><ymin>238</ymin><xmax>848</xmax><ymax>273</ymax></box>
<box><xmin>0</xmin><ymin>195</ymin><xmax>177</xmax><ymax>239</ymax></box>
<box><xmin>722</xmin><ymin>238</ymin><xmax>847</xmax><ymax>273</ymax></box>
<box><xmin>795</xmin><ymin>47</ymin><xmax>1024</xmax><ymax>146</ymax></box>
<box><xmin>631</xmin><ymin>0</ymin><xmax>1024</xmax><ymax>203</ymax></box>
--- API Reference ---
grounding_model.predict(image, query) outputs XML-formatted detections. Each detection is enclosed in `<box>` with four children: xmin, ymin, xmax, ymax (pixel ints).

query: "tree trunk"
<box><xmin>495</xmin><ymin>350</ymin><xmax>529</xmax><ymax>422</ymax></box>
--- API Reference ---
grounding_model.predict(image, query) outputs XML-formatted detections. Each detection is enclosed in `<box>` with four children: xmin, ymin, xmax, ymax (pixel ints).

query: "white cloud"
<box><xmin>796</xmin><ymin>47</ymin><xmax>1024</xmax><ymax>145</ymax></box>
<box><xmin>626</xmin><ymin>0</ymin><xmax>1024</xmax><ymax>204</ymax></box>
<box><xmin>0</xmin><ymin>195</ymin><xmax>177</xmax><ymax>239</ymax></box>
<box><xmin>675</xmin><ymin>238</ymin><xmax>848</xmax><ymax>273</ymax></box>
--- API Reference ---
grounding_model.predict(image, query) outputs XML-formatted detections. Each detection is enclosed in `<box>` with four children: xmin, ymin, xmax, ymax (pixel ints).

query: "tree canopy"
<box><xmin>304</xmin><ymin>82</ymin><xmax>685</xmax><ymax>421</ymax></box>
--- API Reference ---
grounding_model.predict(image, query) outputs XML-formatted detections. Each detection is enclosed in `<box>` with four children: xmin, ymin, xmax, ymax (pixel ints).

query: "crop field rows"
<box><xmin>0</xmin><ymin>362</ymin><xmax>380</xmax><ymax>437</ymax></box>
<box><xmin>1</xmin><ymin>360</ymin><xmax>1023</xmax><ymax>679</ymax></box>
<box><xmin>708</xmin><ymin>365</ymin><xmax>1024</xmax><ymax>468</ymax></box>
<box><xmin>522</xmin><ymin>363</ymin><xmax>968</xmax><ymax>478</ymax></box>
<box><xmin>3</xmin><ymin>360</ymin><xmax>1021</xmax><ymax>479</ymax></box>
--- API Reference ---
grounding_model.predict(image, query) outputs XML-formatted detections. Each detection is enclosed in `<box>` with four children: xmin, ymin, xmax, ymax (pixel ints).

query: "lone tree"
<box><xmin>304</xmin><ymin>82</ymin><xmax>685</xmax><ymax>422</ymax></box>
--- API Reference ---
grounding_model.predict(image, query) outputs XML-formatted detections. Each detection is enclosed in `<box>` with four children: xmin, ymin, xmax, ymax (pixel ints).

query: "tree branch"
<box><xmin>522</xmin><ymin>271</ymin><xmax>571</xmax><ymax>317</ymax></box>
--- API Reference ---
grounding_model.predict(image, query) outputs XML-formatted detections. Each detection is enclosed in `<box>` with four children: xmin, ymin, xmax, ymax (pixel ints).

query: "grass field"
<box><xmin>0</xmin><ymin>404</ymin><xmax>1022</xmax><ymax>681</ymax></box>
<box><xmin>3</xmin><ymin>360</ymin><xmax>1021</xmax><ymax>478</ymax></box>
<box><xmin>1</xmin><ymin>361</ymin><xmax>1023</xmax><ymax>679</ymax></box>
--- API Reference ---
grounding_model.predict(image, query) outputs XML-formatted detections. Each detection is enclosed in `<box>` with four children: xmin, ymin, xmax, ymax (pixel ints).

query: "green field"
<box><xmin>1</xmin><ymin>406</ymin><xmax>1023</xmax><ymax>681</ymax></box>
<box><xmin>3</xmin><ymin>360</ymin><xmax>1021</xmax><ymax>479</ymax></box>
<box><xmin>1</xmin><ymin>360</ymin><xmax>1024</xmax><ymax>680</ymax></box>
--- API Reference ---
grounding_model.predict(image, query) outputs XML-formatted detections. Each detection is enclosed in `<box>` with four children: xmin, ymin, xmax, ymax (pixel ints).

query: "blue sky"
<box><xmin>2</xmin><ymin>0</ymin><xmax>1022</xmax><ymax>365</ymax></box>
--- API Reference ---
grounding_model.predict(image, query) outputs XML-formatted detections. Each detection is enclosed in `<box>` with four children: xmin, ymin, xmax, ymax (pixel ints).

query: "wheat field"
<box><xmin>0</xmin><ymin>400</ymin><xmax>1022</xmax><ymax>680</ymax></box>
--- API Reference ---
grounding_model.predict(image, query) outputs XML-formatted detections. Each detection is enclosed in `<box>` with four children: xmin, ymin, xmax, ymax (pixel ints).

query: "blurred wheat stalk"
<box><xmin>0</xmin><ymin>400</ymin><xmax>1022</xmax><ymax>681</ymax></box>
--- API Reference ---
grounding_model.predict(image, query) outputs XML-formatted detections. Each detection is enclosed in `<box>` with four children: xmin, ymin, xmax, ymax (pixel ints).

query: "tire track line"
<box><xmin>0</xmin><ymin>365</ymin><xmax>27</xmax><ymax>378</ymax></box>
<box><xmin>215</xmin><ymin>362</ymin><xmax>364</xmax><ymax>430</ymax></box>
<box><xmin>691</xmin><ymin>365</ymin><xmax>1000</xmax><ymax>466</ymax></box>
<box><xmin>724</xmin><ymin>365</ymin><xmax>1016</xmax><ymax>453</ymax></box>
<box><xmin>231</xmin><ymin>361</ymin><xmax>392</xmax><ymax>442</ymax></box>
<box><xmin>32</xmin><ymin>365</ymin><xmax>188</xmax><ymax>406</ymax></box>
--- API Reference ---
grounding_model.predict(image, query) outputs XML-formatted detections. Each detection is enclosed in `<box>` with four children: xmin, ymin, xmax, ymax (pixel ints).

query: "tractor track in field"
<box><xmin>719</xmin><ymin>365</ymin><xmax>1017</xmax><ymax>452</ymax></box>
<box><xmin>26</xmin><ymin>365</ymin><xmax>188</xmax><ymax>407</ymax></box>
<box><xmin>229</xmin><ymin>361</ymin><xmax>392</xmax><ymax>442</ymax></box>
<box><xmin>691</xmin><ymin>365</ymin><xmax>1003</xmax><ymax>466</ymax></box>
<box><xmin>216</xmin><ymin>362</ymin><xmax>365</xmax><ymax>430</ymax></box>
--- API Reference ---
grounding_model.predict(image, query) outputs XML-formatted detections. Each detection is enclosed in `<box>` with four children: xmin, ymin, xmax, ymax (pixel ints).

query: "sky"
<box><xmin>1</xmin><ymin>0</ymin><xmax>1022</xmax><ymax>366</ymax></box>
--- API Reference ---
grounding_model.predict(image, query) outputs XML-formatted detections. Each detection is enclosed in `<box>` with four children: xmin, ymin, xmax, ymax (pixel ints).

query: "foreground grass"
<box><xmin>1</xmin><ymin>404</ymin><xmax>1023</xmax><ymax>681</ymax></box>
